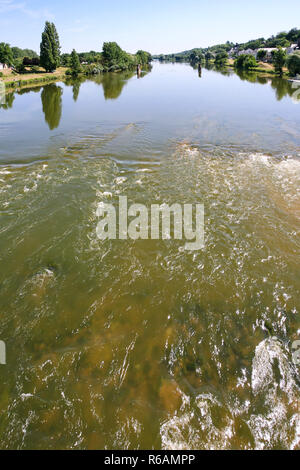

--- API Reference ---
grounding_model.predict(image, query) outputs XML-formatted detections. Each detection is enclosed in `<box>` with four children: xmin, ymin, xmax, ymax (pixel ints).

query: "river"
<box><xmin>0</xmin><ymin>62</ymin><xmax>299</xmax><ymax>449</ymax></box>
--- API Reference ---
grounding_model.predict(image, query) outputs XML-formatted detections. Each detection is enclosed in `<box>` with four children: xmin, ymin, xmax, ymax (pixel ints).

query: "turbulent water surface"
<box><xmin>0</xmin><ymin>62</ymin><xmax>299</xmax><ymax>450</ymax></box>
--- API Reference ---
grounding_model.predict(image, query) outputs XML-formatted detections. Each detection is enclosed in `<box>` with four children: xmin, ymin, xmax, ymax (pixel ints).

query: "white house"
<box><xmin>0</xmin><ymin>63</ymin><xmax>9</xmax><ymax>70</ymax></box>
<box><xmin>255</xmin><ymin>48</ymin><xmax>278</xmax><ymax>61</ymax></box>
<box><xmin>238</xmin><ymin>49</ymin><xmax>257</xmax><ymax>57</ymax></box>
<box><xmin>228</xmin><ymin>47</ymin><xmax>239</xmax><ymax>58</ymax></box>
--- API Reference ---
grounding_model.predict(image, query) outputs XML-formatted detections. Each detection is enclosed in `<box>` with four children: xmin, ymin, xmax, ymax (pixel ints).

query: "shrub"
<box><xmin>83</xmin><ymin>64</ymin><xmax>104</xmax><ymax>75</ymax></box>
<box><xmin>215</xmin><ymin>51</ymin><xmax>228</xmax><ymax>66</ymax></box>
<box><xmin>272</xmin><ymin>48</ymin><xmax>287</xmax><ymax>75</ymax></box>
<box><xmin>287</xmin><ymin>53</ymin><xmax>300</xmax><ymax>76</ymax></box>
<box><xmin>14</xmin><ymin>62</ymin><xmax>26</xmax><ymax>74</ymax></box>
<box><xmin>257</xmin><ymin>49</ymin><xmax>267</xmax><ymax>62</ymax></box>
<box><xmin>235</xmin><ymin>54</ymin><xmax>257</xmax><ymax>70</ymax></box>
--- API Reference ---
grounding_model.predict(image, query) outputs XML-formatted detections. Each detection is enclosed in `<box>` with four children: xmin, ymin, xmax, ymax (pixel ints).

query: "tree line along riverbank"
<box><xmin>0</xmin><ymin>21</ymin><xmax>152</xmax><ymax>91</ymax></box>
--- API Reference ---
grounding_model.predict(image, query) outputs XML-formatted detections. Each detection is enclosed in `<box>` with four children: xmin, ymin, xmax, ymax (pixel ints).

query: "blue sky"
<box><xmin>0</xmin><ymin>0</ymin><xmax>299</xmax><ymax>54</ymax></box>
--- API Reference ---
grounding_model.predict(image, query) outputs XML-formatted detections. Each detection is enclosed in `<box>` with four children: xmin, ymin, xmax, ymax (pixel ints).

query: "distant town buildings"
<box><xmin>228</xmin><ymin>44</ymin><xmax>300</xmax><ymax>62</ymax></box>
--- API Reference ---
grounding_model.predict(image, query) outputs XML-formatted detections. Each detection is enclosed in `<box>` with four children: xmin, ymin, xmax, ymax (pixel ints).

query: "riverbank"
<box><xmin>226</xmin><ymin>59</ymin><xmax>289</xmax><ymax>77</ymax></box>
<box><xmin>0</xmin><ymin>67</ymin><xmax>68</xmax><ymax>92</ymax></box>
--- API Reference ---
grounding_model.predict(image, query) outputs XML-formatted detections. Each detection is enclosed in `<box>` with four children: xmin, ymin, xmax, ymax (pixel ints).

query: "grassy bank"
<box><xmin>0</xmin><ymin>68</ymin><xmax>68</xmax><ymax>92</ymax></box>
<box><xmin>226</xmin><ymin>59</ymin><xmax>289</xmax><ymax>77</ymax></box>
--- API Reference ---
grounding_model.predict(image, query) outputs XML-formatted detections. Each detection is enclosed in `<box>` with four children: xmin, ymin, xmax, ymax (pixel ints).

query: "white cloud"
<box><xmin>0</xmin><ymin>0</ymin><xmax>54</xmax><ymax>19</ymax></box>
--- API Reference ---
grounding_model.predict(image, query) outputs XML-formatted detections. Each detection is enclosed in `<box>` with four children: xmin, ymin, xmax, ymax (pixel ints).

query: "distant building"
<box><xmin>238</xmin><ymin>49</ymin><xmax>257</xmax><ymax>57</ymax></box>
<box><xmin>287</xmin><ymin>44</ymin><xmax>299</xmax><ymax>55</ymax></box>
<box><xmin>0</xmin><ymin>63</ymin><xmax>10</xmax><ymax>70</ymax></box>
<box><xmin>228</xmin><ymin>47</ymin><xmax>239</xmax><ymax>58</ymax></box>
<box><xmin>227</xmin><ymin>43</ymin><xmax>299</xmax><ymax>64</ymax></box>
<box><xmin>255</xmin><ymin>48</ymin><xmax>278</xmax><ymax>62</ymax></box>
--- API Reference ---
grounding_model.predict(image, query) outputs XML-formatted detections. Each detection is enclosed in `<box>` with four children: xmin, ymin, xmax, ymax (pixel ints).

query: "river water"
<box><xmin>0</xmin><ymin>62</ymin><xmax>299</xmax><ymax>449</ymax></box>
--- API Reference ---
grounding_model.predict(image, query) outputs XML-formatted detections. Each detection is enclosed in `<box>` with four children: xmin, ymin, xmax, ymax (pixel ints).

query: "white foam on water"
<box><xmin>248</xmin><ymin>337</ymin><xmax>300</xmax><ymax>449</ymax></box>
<box><xmin>114</xmin><ymin>177</ymin><xmax>127</xmax><ymax>185</ymax></box>
<box><xmin>160</xmin><ymin>391</ymin><xmax>234</xmax><ymax>450</ymax></box>
<box><xmin>247</xmin><ymin>153</ymin><xmax>271</xmax><ymax>166</ymax></box>
<box><xmin>176</xmin><ymin>143</ymin><xmax>201</xmax><ymax>158</ymax></box>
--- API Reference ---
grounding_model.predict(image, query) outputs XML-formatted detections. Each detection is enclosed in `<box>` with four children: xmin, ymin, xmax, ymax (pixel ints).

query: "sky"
<box><xmin>0</xmin><ymin>0</ymin><xmax>299</xmax><ymax>54</ymax></box>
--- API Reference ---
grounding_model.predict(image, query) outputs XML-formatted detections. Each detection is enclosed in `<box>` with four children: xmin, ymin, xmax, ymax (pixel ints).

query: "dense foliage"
<box><xmin>0</xmin><ymin>42</ymin><xmax>14</xmax><ymax>66</ymax></box>
<box><xmin>155</xmin><ymin>27</ymin><xmax>300</xmax><ymax>62</ymax></box>
<box><xmin>272</xmin><ymin>48</ymin><xmax>287</xmax><ymax>75</ymax></box>
<box><xmin>69</xmin><ymin>49</ymin><xmax>81</xmax><ymax>76</ymax></box>
<box><xmin>23</xmin><ymin>57</ymin><xmax>40</xmax><ymax>66</ymax></box>
<box><xmin>287</xmin><ymin>52</ymin><xmax>300</xmax><ymax>76</ymax></box>
<box><xmin>60</xmin><ymin>44</ymin><xmax>151</xmax><ymax>73</ymax></box>
<box><xmin>215</xmin><ymin>51</ymin><xmax>228</xmax><ymax>67</ymax></box>
<box><xmin>11</xmin><ymin>47</ymin><xmax>38</xmax><ymax>60</ymax></box>
<box><xmin>40</xmin><ymin>22</ymin><xmax>61</xmax><ymax>72</ymax></box>
<box><xmin>235</xmin><ymin>54</ymin><xmax>258</xmax><ymax>70</ymax></box>
<box><xmin>136</xmin><ymin>50</ymin><xmax>152</xmax><ymax>65</ymax></box>
<box><xmin>256</xmin><ymin>49</ymin><xmax>267</xmax><ymax>61</ymax></box>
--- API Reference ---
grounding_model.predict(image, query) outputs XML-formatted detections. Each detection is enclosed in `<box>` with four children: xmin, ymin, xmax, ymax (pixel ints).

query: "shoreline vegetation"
<box><xmin>0</xmin><ymin>22</ymin><xmax>152</xmax><ymax>92</ymax></box>
<box><xmin>1</xmin><ymin>25</ymin><xmax>300</xmax><ymax>93</ymax></box>
<box><xmin>154</xmin><ymin>27</ymin><xmax>300</xmax><ymax>78</ymax></box>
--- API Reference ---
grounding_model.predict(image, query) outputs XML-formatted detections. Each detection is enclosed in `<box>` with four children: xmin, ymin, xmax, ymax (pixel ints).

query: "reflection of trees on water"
<box><xmin>1</xmin><ymin>86</ymin><xmax>42</xmax><ymax>110</ymax></box>
<box><xmin>91</xmin><ymin>70</ymin><xmax>135</xmax><ymax>100</ymax></box>
<box><xmin>270</xmin><ymin>77</ymin><xmax>296</xmax><ymax>101</ymax></box>
<box><xmin>17</xmin><ymin>86</ymin><xmax>42</xmax><ymax>95</ymax></box>
<box><xmin>212</xmin><ymin>66</ymin><xmax>299</xmax><ymax>103</ymax></box>
<box><xmin>63</xmin><ymin>66</ymin><xmax>152</xmax><ymax>102</ymax></box>
<box><xmin>64</xmin><ymin>76</ymin><xmax>86</xmax><ymax>102</ymax></box>
<box><xmin>2</xmin><ymin>66</ymin><xmax>153</xmax><ymax>114</ymax></box>
<box><xmin>93</xmin><ymin>66</ymin><xmax>151</xmax><ymax>100</ymax></box>
<box><xmin>0</xmin><ymin>92</ymin><xmax>15</xmax><ymax>110</ymax></box>
<box><xmin>41</xmin><ymin>83</ymin><xmax>63</xmax><ymax>130</ymax></box>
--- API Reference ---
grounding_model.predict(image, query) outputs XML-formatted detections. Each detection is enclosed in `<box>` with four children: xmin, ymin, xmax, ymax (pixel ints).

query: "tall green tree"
<box><xmin>273</xmin><ymin>48</ymin><xmax>287</xmax><ymax>76</ymax></box>
<box><xmin>102</xmin><ymin>42</ymin><xmax>124</xmax><ymax>64</ymax></box>
<box><xmin>0</xmin><ymin>43</ymin><xmax>14</xmax><ymax>66</ymax></box>
<box><xmin>40</xmin><ymin>22</ymin><xmax>61</xmax><ymax>72</ymax></box>
<box><xmin>287</xmin><ymin>53</ymin><xmax>300</xmax><ymax>76</ymax></box>
<box><xmin>70</xmin><ymin>49</ymin><xmax>81</xmax><ymax>75</ymax></box>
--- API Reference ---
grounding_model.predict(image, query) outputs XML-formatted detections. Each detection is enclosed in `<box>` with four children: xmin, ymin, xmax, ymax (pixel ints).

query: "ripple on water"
<box><xmin>0</xmin><ymin>138</ymin><xmax>299</xmax><ymax>449</ymax></box>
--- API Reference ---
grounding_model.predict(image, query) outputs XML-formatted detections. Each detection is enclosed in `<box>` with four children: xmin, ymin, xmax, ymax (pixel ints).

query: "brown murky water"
<box><xmin>0</xmin><ymin>63</ymin><xmax>299</xmax><ymax>449</ymax></box>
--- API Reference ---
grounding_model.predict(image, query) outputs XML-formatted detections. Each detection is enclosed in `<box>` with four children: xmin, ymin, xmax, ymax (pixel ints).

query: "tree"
<box><xmin>23</xmin><ymin>57</ymin><xmax>40</xmax><ymax>66</ymax></box>
<box><xmin>11</xmin><ymin>47</ymin><xmax>38</xmax><ymax>60</ymax></box>
<box><xmin>40</xmin><ymin>22</ymin><xmax>61</xmax><ymax>72</ymax></box>
<box><xmin>0</xmin><ymin>43</ymin><xmax>14</xmax><ymax>66</ymax></box>
<box><xmin>286</xmin><ymin>27</ymin><xmax>300</xmax><ymax>43</ymax></box>
<box><xmin>257</xmin><ymin>49</ymin><xmax>267</xmax><ymax>62</ymax></box>
<box><xmin>234</xmin><ymin>54</ymin><xmax>257</xmax><ymax>70</ymax></box>
<box><xmin>136</xmin><ymin>50</ymin><xmax>152</xmax><ymax>65</ymax></box>
<box><xmin>273</xmin><ymin>48</ymin><xmax>287</xmax><ymax>76</ymax></box>
<box><xmin>190</xmin><ymin>49</ymin><xmax>204</xmax><ymax>64</ymax></box>
<box><xmin>70</xmin><ymin>49</ymin><xmax>81</xmax><ymax>75</ymax></box>
<box><xmin>287</xmin><ymin>53</ymin><xmax>300</xmax><ymax>76</ymax></box>
<box><xmin>102</xmin><ymin>42</ymin><xmax>124</xmax><ymax>64</ymax></box>
<box><xmin>215</xmin><ymin>51</ymin><xmax>228</xmax><ymax>67</ymax></box>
